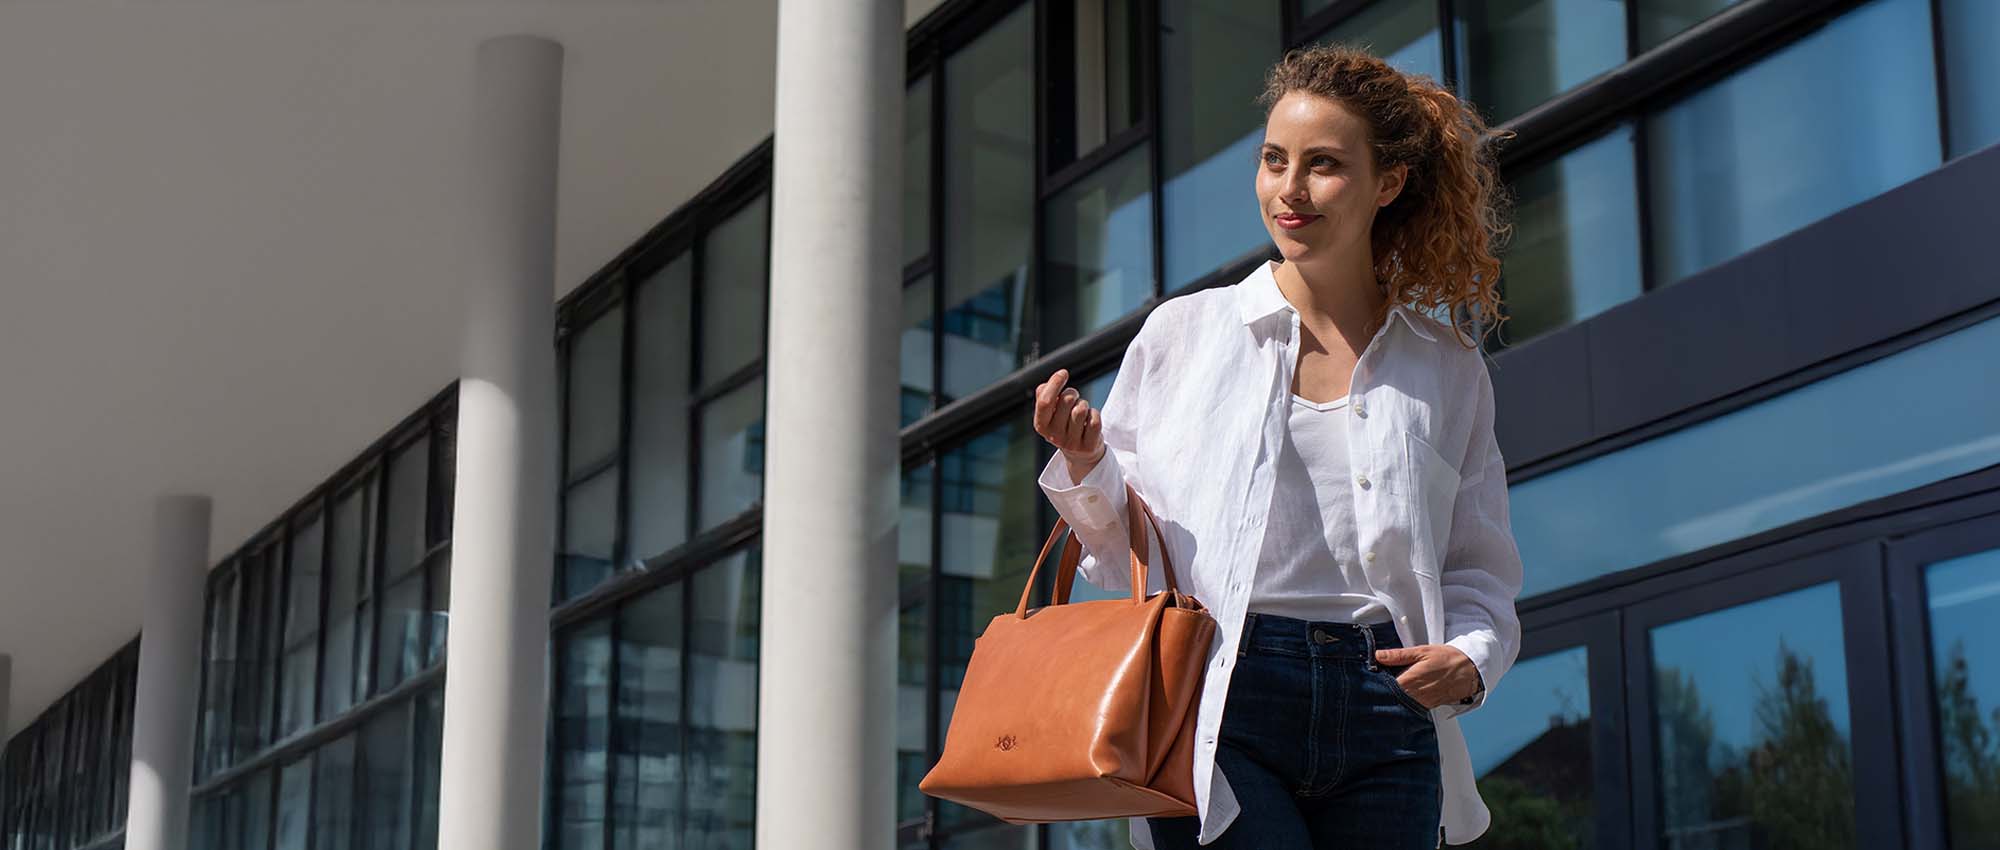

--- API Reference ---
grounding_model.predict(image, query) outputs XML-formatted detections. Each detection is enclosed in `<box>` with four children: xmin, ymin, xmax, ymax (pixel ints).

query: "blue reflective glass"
<box><xmin>1942</xmin><ymin>0</ymin><xmax>2000</xmax><ymax>158</ymax></box>
<box><xmin>1636</xmin><ymin>0</ymin><xmax>1744</xmax><ymax>51</ymax></box>
<box><xmin>1645</xmin><ymin>0</ymin><xmax>1938</xmax><ymax>286</ymax></box>
<box><xmin>1458</xmin><ymin>0</ymin><xmax>1627</xmax><ymax>123</ymax></box>
<box><xmin>1925</xmin><ymin>548</ymin><xmax>2000</xmax><ymax>846</ymax></box>
<box><xmin>1459</xmin><ymin>646</ymin><xmax>1593</xmax><ymax>847</ymax></box>
<box><xmin>1650</xmin><ymin>582</ymin><xmax>1855</xmax><ymax>848</ymax></box>
<box><xmin>1044</xmin><ymin>145</ymin><xmax>1154</xmax><ymax>350</ymax></box>
<box><xmin>1312</xmin><ymin>1</ymin><xmax>1444</xmax><ymax>84</ymax></box>
<box><xmin>1498</xmin><ymin>125</ymin><xmax>1642</xmax><ymax>347</ymax></box>
<box><xmin>1160</xmin><ymin>0</ymin><xmax>1278</xmax><ymax>293</ymax></box>
<box><xmin>1513</xmin><ymin>314</ymin><xmax>2000</xmax><ymax>597</ymax></box>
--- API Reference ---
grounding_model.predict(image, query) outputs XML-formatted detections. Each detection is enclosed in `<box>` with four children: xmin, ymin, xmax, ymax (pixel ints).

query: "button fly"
<box><xmin>1311</xmin><ymin>629</ymin><xmax>1336</xmax><ymax>644</ymax></box>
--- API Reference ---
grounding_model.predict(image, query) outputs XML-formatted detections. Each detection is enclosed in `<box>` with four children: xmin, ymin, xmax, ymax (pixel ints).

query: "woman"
<box><xmin>1031</xmin><ymin>45</ymin><xmax>1523</xmax><ymax>849</ymax></box>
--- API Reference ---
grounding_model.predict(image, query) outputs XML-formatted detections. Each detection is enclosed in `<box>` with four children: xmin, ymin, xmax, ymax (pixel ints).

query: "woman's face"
<box><xmin>1255</xmin><ymin>90</ymin><xmax>1406</xmax><ymax>266</ymax></box>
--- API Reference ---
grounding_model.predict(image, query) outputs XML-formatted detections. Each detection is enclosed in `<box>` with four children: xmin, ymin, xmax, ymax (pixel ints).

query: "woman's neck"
<box><xmin>1273</xmin><ymin>256</ymin><xmax>1388</xmax><ymax>339</ymax></box>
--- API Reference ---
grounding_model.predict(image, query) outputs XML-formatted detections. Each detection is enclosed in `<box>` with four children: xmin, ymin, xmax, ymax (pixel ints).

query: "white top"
<box><xmin>1036</xmin><ymin>259</ymin><xmax>1524</xmax><ymax>847</ymax></box>
<box><xmin>1242</xmin><ymin>392</ymin><xmax>1391</xmax><ymax>624</ymax></box>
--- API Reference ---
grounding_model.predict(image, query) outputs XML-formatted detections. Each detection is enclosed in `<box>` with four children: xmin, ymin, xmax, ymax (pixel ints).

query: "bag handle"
<box><xmin>1014</xmin><ymin>483</ymin><xmax>1179</xmax><ymax>617</ymax></box>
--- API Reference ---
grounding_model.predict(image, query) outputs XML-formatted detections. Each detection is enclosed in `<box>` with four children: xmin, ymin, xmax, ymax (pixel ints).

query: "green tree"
<box><xmin>1739</xmin><ymin>640</ymin><xmax>1852</xmax><ymax>850</ymax></box>
<box><xmin>1936</xmin><ymin>639</ymin><xmax>2000</xmax><ymax>850</ymax></box>
<box><xmin>1654</xmin><ymin>665</ymin><xmax>1719</xmax><ymax>847</ymax></box>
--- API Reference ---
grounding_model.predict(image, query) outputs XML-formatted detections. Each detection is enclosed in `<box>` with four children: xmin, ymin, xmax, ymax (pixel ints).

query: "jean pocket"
<box><xmin>1372</xmin><ymin>665</ymin><xmax>1434</xmax><ymax>720</ymax></box>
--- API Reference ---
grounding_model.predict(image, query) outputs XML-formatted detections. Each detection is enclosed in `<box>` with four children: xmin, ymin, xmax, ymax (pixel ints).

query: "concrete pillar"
<box><xmin>758</xmin><ymin>2</ymin><xmax>904</xmax><ymax>848</ymax></box>
<box><xmin>434</xmin><ymin>34</ymin><xmax>562</xmax><ymax>850</ymax></box>
<box><xmin>125</xmin><ymin>495</ymin><xmax>211</xmax><ymax>850</ymax></box>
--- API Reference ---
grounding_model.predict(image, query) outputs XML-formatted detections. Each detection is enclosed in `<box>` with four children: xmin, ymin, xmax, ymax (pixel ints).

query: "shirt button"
<box><xmin>1356</xmin><ymin>473</ymin><xmax>1371</xmax><ymax>489</ymax></box>
<box><xmin>1353</xmin><ymin>401</ymin><xmax>1367</xmax><ymax>418</ymax></box>
<box><xmin>1364</xmin><ymin>551</ymin><xmax>1377</xmax><ymax>564</ymax></box>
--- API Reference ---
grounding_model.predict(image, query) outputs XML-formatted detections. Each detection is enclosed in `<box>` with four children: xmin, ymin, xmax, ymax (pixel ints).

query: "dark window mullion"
<box><xmin>1927</xmin><ymin>0</ymin><xmax>1952</xmax><ymax>160</ymax></box>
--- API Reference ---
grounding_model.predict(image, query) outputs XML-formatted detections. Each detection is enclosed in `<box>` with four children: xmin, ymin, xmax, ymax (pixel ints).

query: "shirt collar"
<box><xmin>1236</xmin><ymin>259</ymin><xmax>1438</xmax><ymax>343</ymax></box>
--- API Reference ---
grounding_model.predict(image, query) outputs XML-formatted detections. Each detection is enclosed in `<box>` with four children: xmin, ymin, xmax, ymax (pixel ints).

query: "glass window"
<box><xmin>1457</xmin><ymin>0</ymin><xmax>1627</xmax><ymax>123</ymax></box>
<box><xmin>554</xmin><ymin>622</ymin><xmax>611</xmax><ymax>850</ymax></box>
<box><xmin>314</xmin><ymin>735</ymin><xmax>356</xmax><ymax>850</ymax></box>
<box><xmin>701</xmin><ymin>194</ymin><xmax>771</xmax><ymax>385</ymax></box>
<box><xmin>1924</xmin><ymin>548</ymin><xmax>2000</xmax><ymax>847</ymax></box>
<box><xmin>1043</xmin><ymin>144</ymin><xmax>1155</xmax><ymax>350</ymax></box>
<box><xmin>941</xmin><ymin>824</ymin><xmax>1036</xmax><ymax>850</ymax></box>
<box><xmin>562</xmin><ymin>472</ymin><xmax>619</xmax><ymax>601</ymax></box>
<box><xmin>686</xmin><ymin>546</ymin><xmax>762</xmax><ymax>848</ymax></box>
<box><xmin>567</xmin><ymin>306</ymin><xmax>625</xmax><ymax>481</ymax></box>
<box><xmin>274</xmin><ymin>756</ymin><xmax>312</xmax><ymax>850</ymax></box>
<box><xmin>942</xmin><ymin>5</ymin><xmax>1035</xmax><ymax>401</ymax></box>
<box><xmin>1645</xmin><ymin>0</ymin><xmax>1937</xmax><ymax>287</ymax></box>
<box><xmin>1496</xmin><ymin>126</ymin><xmax>1642</xmax><ymax>347</ymax></box>
<box><xmin>201</xmin><ymin>566</ymin><xmax>242</xmax><ymax>777</ymax></box>
<box><xmin>241</xmin><ymin>768</ymin><xmax>272</xmax><ymax>850</ymax></box>
<box><xmin>426</xmin><ymin>554</ymin><xmax>450</xmax><ymax>668</ymax></box>
<box><xmin>902</xmin><ymin>275</ymin><xmax>936</xmax><ymax>428</ymax></box>
<box><xmin>229</xmin><ymin>551</ymin><xmax>273</xmax><ymax>762</ymax></box>
<box><xmin>1637</xmin><ymin>0</ymin><xmax>1744</xmax><ymax>51</ymax></box>
<box><xmin>937</xmin><ymin>415</ymin><xmax>1040</xmax><ymax>831</ymax></box>
<box><xmin>357</xmin><ymin>708</ymin><xmax>411</xmax><ymax>850</ymax></box>
<box><xmin>1458</xmin><ymin>646</ymin><xmax>1595</xmax><ymax>848</ymax></box>
<box><xmin>612</xmin><ymin>583</ymin><xmax>684</xmax><ymax>850</ymax></box>
<box><xmin>378</xmin><ymin>437</ymin><xmax>430</xmax><ymax>691</ymax></box>
<box><xmin>322</xmin><ymin>475</ymin><xmax>377</xmax><ymax>718</ymax></box>
<box><xmin>1311</xmin><ymin>0</ymin><xmax>1445</xmax><ymax>84</ymax></box>
<box><xmin>906</xmin><ymin>76</ymin><xmax>933</xmax><ymax>268</ymax></box>
<box><xmin>415</xmin><ymin>690</ymin><xmax>444</xmax><ymax>850</ymax></box>
<box><xmin>628</xmin><ymin>251</ymin><xmax>693</xmax><ymax>565</ymax></box>
<box><xmin>1160</xmin><ymin>0</ymin><xmax>1278</xmax><ymax>293</ymax></box>
<box><xmin>281</xmin><ymin>516</ymin><xmax>322</xmax><ymax>737</ymax></box>
<box><xmin>1049</xmin><ymin>820</ymin><xmax>1130</xmax><ymax>849</ymax></box>
<box><xmin>1941</xmin><ymin>0</ymin><xmax>2000</xmax><ymax>157</ymax></box>
<box><xmin>1649</xmin><ymin>583</ymin><xmax>1854</xmax><ymax>848</ymax></box>
<box><xmin>1057</xmin><ymin>369</ymin><xmax>1126</xmax><ymax>607</ymax></box>
<box><xmin>897</xmin><ymin>465</ymin><xmax>933</xmax><ymax>828</ymax></box>
<box><xmin>697</xmin><ymin>377</ymin><xmax>765</xmax><ymax>531</ymax></box>
<box><xmin>1049</xmin><ymin>0</ymin><xmax>1144</xmax><ymax>169</ymax></box>
<box><xmin>1510</xmin><ymin>303</ymin><xmax>2000</xmax><ymax>597</ymax></box>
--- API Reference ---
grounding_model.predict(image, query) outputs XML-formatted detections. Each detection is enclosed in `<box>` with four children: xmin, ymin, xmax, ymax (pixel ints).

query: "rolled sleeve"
<box><xmin>1436</xmin><ymin>360</ymin><xmax>1524</xmax><ymax>721</ymax></box>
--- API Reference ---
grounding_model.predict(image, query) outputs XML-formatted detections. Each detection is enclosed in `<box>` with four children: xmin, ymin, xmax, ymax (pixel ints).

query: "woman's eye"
<box><xmin>1312</xmin><ymin>156</ymin><xmax>1337</xmax><ymax>168</ymax></box>
<box><xmin>1263</xmin><ymin>152</ymin><xmax>1283</xmax><ymax>166</ymax></box>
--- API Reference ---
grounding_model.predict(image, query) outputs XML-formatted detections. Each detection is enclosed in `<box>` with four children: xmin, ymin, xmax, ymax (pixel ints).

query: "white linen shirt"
<box><xmin>1036</xmin><ymin>259</ymin><xmax>1525</xmax><ymax>847</ymax></box>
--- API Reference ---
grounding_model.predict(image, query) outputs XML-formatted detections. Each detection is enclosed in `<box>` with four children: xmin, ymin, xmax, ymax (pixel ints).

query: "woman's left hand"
<box><xmin>1374</xmin><ymin>644</ymin><xmax>1480</xmax><ymax>710</ymax></box>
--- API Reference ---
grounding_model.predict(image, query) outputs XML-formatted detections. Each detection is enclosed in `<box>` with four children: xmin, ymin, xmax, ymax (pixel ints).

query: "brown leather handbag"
<box><xmin>918</xmin><ymin>484</ymin><xmax>1217</xmax><ymax>823</ymax></box>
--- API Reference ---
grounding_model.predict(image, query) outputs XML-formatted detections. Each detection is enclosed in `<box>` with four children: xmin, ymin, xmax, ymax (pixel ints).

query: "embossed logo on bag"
<box><xmin>995</xmin><ymin>735</ymin><xmax>1019</xmax><ymax>751</ymax></box>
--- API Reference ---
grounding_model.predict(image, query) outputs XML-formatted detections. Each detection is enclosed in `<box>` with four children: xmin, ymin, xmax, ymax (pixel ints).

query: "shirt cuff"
<box><xmin>1442</xmin><ymin>633</ymin><xmax>1495</xmax><ymax>718</ymax></box>
<box><xmin>1036</xmin><ymin>448</ymin><xmax>1127</xmax><ymax>530</ymax></box>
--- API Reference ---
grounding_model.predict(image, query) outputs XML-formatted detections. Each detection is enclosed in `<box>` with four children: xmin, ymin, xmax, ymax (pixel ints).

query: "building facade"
<box><xmin>5</xmin><ymin>0</ymin><xmax>2000</xmax><ymax>848</ymax></box>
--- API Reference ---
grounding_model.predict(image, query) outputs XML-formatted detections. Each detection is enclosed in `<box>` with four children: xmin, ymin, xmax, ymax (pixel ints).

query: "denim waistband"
<box><xmin>1239</xmin><ymin>612</ymin><xmax>1403</xmax><ymax>666</ymax></box>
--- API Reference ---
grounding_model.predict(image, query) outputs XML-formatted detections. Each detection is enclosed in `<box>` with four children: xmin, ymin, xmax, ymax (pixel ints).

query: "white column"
<box><xmin>125</xmin><ymin>494</ymin><xmax>211</xmax><ymax>850</ymax></box>
<box><xmin>435</xmin><ymin>34</ymin><xmax>562</xmax><ymax>850</ymax></box>
<box><xmin>758</xmin><ymin>2</ymin><xmax>904</xmax><ymax>848</ymax></box>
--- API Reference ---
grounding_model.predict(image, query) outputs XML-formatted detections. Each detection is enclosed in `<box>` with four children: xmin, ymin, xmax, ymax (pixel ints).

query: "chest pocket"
<box><xmin>1390</xmin><ymin>430</ymin><xmax>1461</xmax><ymax>575</ymax></box>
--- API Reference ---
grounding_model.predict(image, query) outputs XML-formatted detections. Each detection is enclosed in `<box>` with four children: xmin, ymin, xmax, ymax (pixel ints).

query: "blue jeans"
<box><xmin>1146</xmin><ymin>614</ymin><xmax>1442</xmax><ymax>849</ymax></box>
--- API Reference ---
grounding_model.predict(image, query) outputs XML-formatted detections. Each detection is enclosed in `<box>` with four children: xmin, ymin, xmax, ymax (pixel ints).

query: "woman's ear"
<box><xmin>1377</xmin><ymin>162</ymin><xmax>1408</xmax><ymax>208</ymax></box>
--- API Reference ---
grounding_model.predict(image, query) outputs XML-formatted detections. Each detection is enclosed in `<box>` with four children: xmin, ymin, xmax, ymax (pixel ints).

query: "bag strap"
<box><xmin>1014</xmin><ymin>483</ymin><xmax>1179</xmax><ymax>617</ymax></box>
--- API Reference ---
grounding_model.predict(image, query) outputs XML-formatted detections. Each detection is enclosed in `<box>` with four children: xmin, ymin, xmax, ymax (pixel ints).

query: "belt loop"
<box><xmin>1360</xmin><ymin>622</ymin><xmax>1380</xmax><ymax>671</ymax></box>
<box><xmin>1240</xmin><ymin>613</ymin><xmax>1255</xmax><ymax>657</ymax></box>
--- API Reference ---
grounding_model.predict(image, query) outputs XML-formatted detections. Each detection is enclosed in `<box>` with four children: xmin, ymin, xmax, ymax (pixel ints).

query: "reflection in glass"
<box><xmin>1312</xmin><ymin>0</ymin><xmax>1444</xmax><ymax>83</ymax></box>
<box><xmin>426</xmin><ymin>554</ymin><xmax>450</xmax><ymax>668</ymax></box>
<box><xmin>907</xmin><ymin>76</ymin><xmax>933</xmax><ymax>267</ymax></box>
<box><xmin>1650</xmin><ymin>583</ymin><xmax>1854</xmax><ymax>850</ymax></box>
<box><xmin>567</xmin><ymin>306</ymin><xmax>625</xmax><ymax>478</ymax></box>
<box><xmin>416</xmin><ymin>690</ymin><xmax>443</xmax><ymax>850</ymax></box>
<box><xmin>903</xmin><ymin>275</ymin><xmax>936</xmax><ymax>428</ymax></box>
<box><xmin>937</xmin><ymin>415</ymin><xmax>1041</xmax><ymax>830</ymax></box>
<box><xmin>1496</xmin><ymin>126</ymin><xmax>1642</xmax><ymax>347</ymax></box>
<box><xmin>322</xmin><ymin>477</ymin><xmax>376</xmax><ymax>719</ymax></box>
<box><xmin>555</xmin><ymin>622</ymin><xmax>612</xmax><ymax>850</ymax></box>
<box><xmin>379</xmin><ymin>437</ymin><xmax>429</xmax><ymax>691</ymax></box>
<box><xmin>1062</xmin><ymin>369</ymin><xmax>1129</xmax><ymax>607</ymax></box>
<box><xmin>1942</xmin><ymin>0</ymin><xmax>2000</xmax><ymax>157</ymax></box>
<box><xmin>698</xmin><ymin>378</ymin><xmax>765</xmax><ymax>531</ymax></box>
<box><xmin>358</xmin><ymin>708</ymin><xmax>411</xmax><ymax>850</ymax></box>
<box><xmin>242</xmin><ymin>769</ymin><xmax>272</xmax><ymax>850</ymax></box>
<box><xmin>702</xmin><ymin>194</ymin><xmax>771</xmax><ymax>385</ymax></box>
<box><xmin>1457</xmin><ymin>0</ymin><xmax>1626</xmax><ymax>123</ymax></box>
<box><xmin>201</xmin><ymin>567</ymin><xmax>240</xmax><ymax>777</ymax></box>
<box><xmin>1459</xmin><ymin>647</ymin><xmax>1593</xmax><ymax>849</ymax></box>
<box><xmin>1050</xmin><ymin>819</ymin><xmax>1131</xmax><ymax>849</ymax></box>
<box><xmin>314</xmin><ymin>735</ymin><xmax>356</xmax><ymax>850</ymax></box>
<box><xmin>1051</xmin><ymin>0</ymin><xmax>1143</xmax><ymax>167</ymax></box>
<box><xmin>943</xmin><ymin>5</ymin><xmax>1035</xmax><ymax>401</ymax></box>
<box><xmin>275</xmin><ymin>756</ymin><xmax>312</xmax><ymax>850</ymax></box>
<box><xmin>1637</xmin><ymin>0</ymin><xmax>1744</xmax><ymax>51</ymax></box>
<box><xmin>942</xmin><ymin>823</ymin><xmax>1037</xmax><ymax>850</ymax></box>
<box><xmin>1925</xmin><ymin>549</ymin><xmax>2000</xmax><ymax>847</ymax></box>
<box><xmin>614</xmin><ymin>583</ymin><xmax>684</xmax><ymax>850</ymax></box>
<box><xmin>1645</xmin><ymin>0</ymin><xmax>1936</xmax><ymax>286</ymax></box>
<box><xmin>687</xmin><ymin>546</ymin><xmax>762</xmax><ymax>848</ymax></box>
<box><xmin>898</xmin><ymin>465</ymin><xmax>934</xmax><ymax>827</ymax></box>
<box><xmin>629</xmin><ymin>251</ymin><xmax>693</xmax><ymax>563</ymax></box>
<box><xmin>1510</xmin><ymin>313</ymin><xmax>2000</xmax><ymax>597</ymax></box>
<box><xmin>1160</xmin><ymin>0</ymin><xmax>1277</xmax><ymax>293</ymax></box>
<box><xmin>1045</xmin><ymin>144</ymin><xmax>1154</xmax><ymax>350</ymax></box>
<box><xmin>562</xmin><ymin>471</ymin><xmax>618</xmax><ymax>601</ymax></box>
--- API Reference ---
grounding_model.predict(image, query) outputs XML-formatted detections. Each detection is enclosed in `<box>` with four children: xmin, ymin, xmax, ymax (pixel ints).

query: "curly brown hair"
<box><xmin>1258</xmin><ymin>44</ymin><xmax>1515</xmax><ymax>351</ymax></box>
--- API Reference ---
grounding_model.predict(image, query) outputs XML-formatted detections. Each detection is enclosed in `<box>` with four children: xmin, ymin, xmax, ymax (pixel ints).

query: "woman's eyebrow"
<box><xmin>1260</xmin><ymin>143</ymin><xmax>1347</xmax><ymax>157</ymax></box>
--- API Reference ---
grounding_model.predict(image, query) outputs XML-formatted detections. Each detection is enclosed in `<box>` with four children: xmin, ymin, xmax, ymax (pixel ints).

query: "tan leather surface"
<box><xmin>919</xmin><ymin>484</ymin><xmax>1218</xmax><ymax>823</ymax></box>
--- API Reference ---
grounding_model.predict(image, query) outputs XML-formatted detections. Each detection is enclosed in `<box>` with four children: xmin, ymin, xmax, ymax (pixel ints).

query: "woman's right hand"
<box><xmin>1033</xmin><ymin>368</ymin><xmax>1105</xmax><ymax>477</ymax></box>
